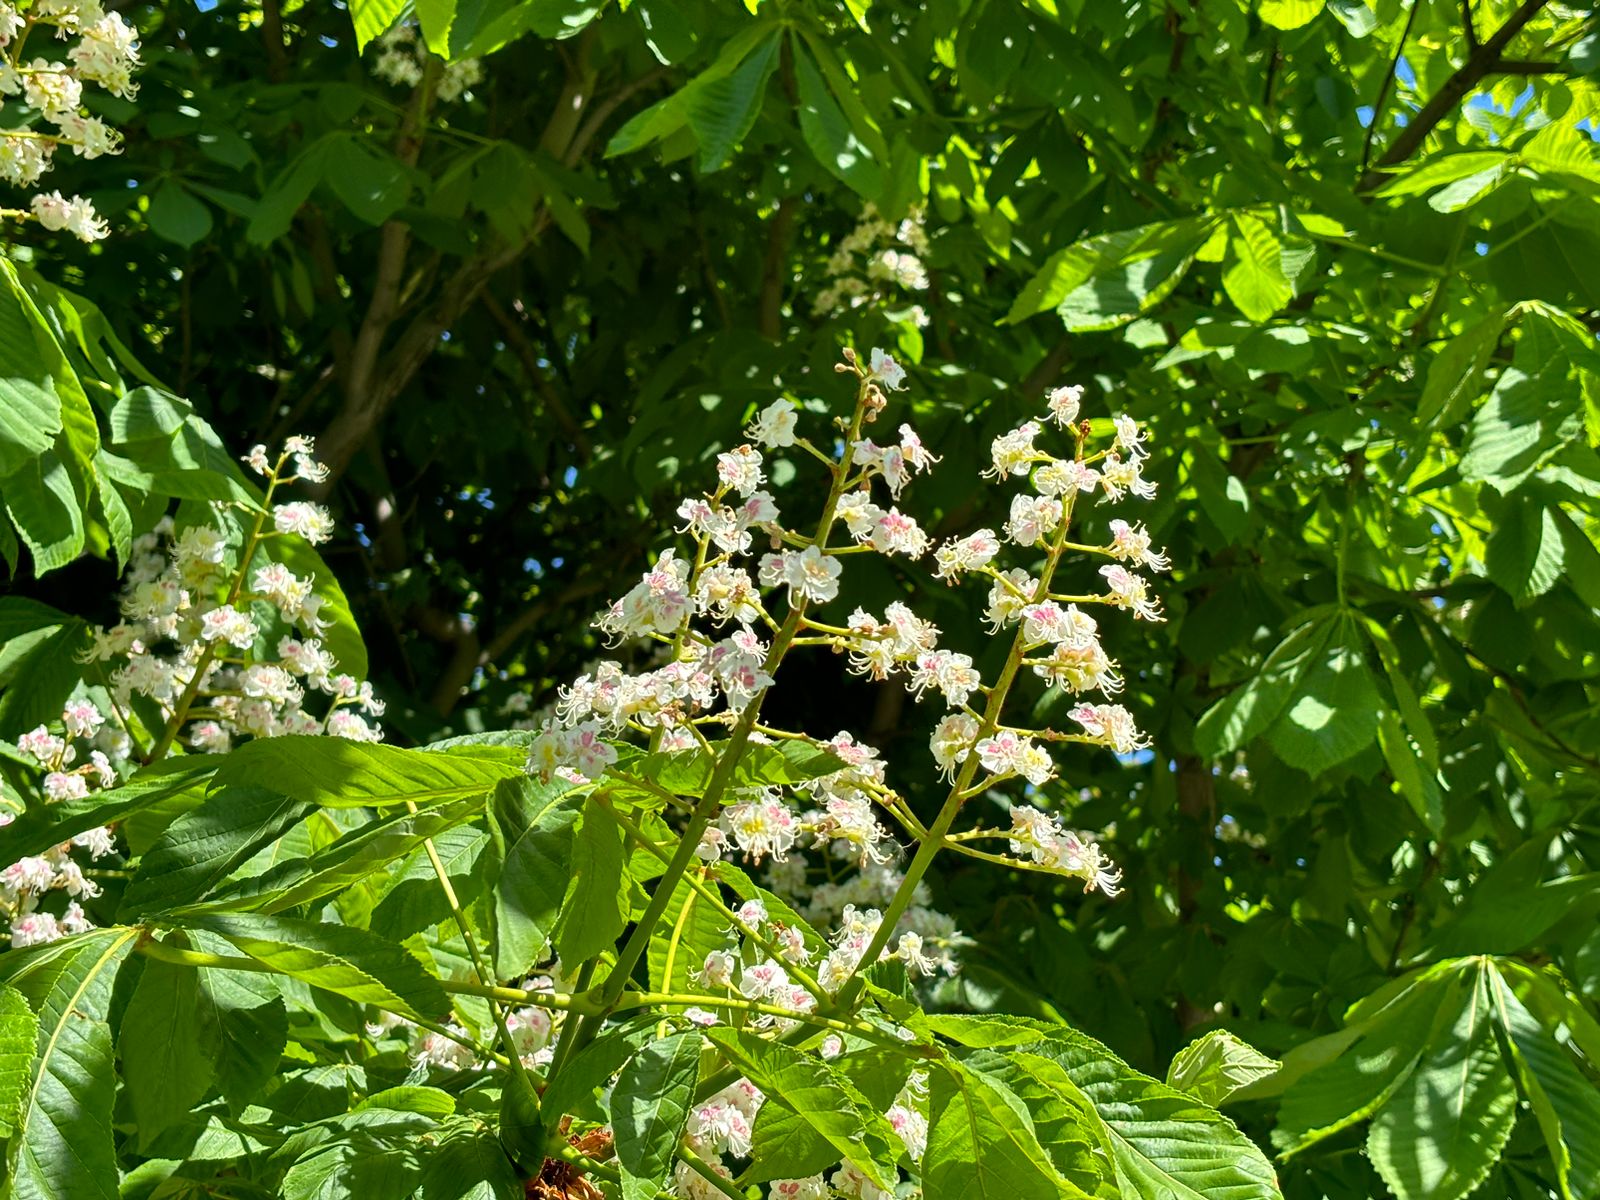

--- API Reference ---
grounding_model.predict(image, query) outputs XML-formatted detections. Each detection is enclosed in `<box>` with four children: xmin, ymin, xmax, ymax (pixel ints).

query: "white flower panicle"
<box><xmin>75</xmin><ymin>438</ymin><xmax>384</xmax><ymax>761</ymax></box>
<box><xmin>0</xmin><ymin>0</ymin><xmax>139</xmax><ymax>239</ymax></box>
<box><xmin>369</xmin><ymin>21</ymin><xmax>482</xmax><ymax>103</ymax></box>
<box><xmin>813</xmin><ymin>202</ymin><xmax>932</xmax><ymax>329</ymax></box>
<box><xmin>527</xmin><ymin>349</ymin><xmax>1170</xmax><ymax>1195</ymax></box>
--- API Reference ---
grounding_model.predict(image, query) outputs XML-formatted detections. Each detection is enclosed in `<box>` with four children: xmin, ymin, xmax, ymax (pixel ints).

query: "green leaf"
<box><xmin>1485</xmin><ymin>493</ymin><xmax>1565</xmax><ymax>604</ymax></box>
<box><xmin>0</xmin><ymin>267</ymin><xmax>65</xmax><ymax>479</ymax></box>
<box><xmin>551</xmin><ymin>802</ymin><xmax>628</xmax><ymax>965</ymax></box>
<box><xmin>209</xmin><ymin>737</ymin><xmax>524</xmax><ymax>809</ymax></box>
<box><xmin>608</xmin><ymin>739</ymin><xmax>849</xmax><ymax>800</ymax></box>
<box><xmin>196</xmin><ymin>792</ymin><xmax>484</xmax><ymax>916</ymax></box>
<box><xmin>415</xmin><ymin>1123</ymin><xmax>522</xmax><ymax>1200</ymax></box>
<box><xmin>706</xmin><ymin>1028</ymin><xmax>901</xmax><ymax>1189</ymax></box>
<box><xmin>1194</xmin><ymin>613</ymin><xmax>1335</xmax><ymax>757</ymax></box>
<box><xmin>1461</xmin><ymin>307</ymin><xmax>1596</xmax><ymax>490</ymax></box>
<box><xmin>540</xmin><ymin>1017</ymin><xmax>661</xmax><ymax>1125</ymax></box>
<box><xmin>182</xmin><ymin>913</ymin><xmax>449</xmax><ymax>1023</ymax></box>
<box><xmin>1367</xmin><ymin>967</ymin><xmax>1517</xmax><ymax>1200</ymax></box>
<box><xmin>147</xmin><ymin>181</ymin><xmax>214</xmax><ymax>248</ymax></box>
<box><xmin>648</xmin><ymin>871</ymin><xmax>730</xmax><ymax>996</ymax></box>
<box><xmin>966</xmin><ymin>1051</ymin><xmax>1114</xmax><ymax>1198</ymax></box>
<box><xmin>119</xmin><ymin>786</ymin><xmax>314</xmax><ymax>918</ymax></box>
<box><xmin>1258</xmin><ymin>0</ymin><xmax>1324</xmax><ymax>29</ymax></box>
<box><xmin>924</xmin><ymin>1060</ymin><xmax>1078</xmax><ymax>1200</ymax></box>
<box><xmin>1166</xmin><ymin>1030</ymin><xmax>1282</xmax><ymax>1107</ymax></box>
<box><xmin>1265</xmin><ymin>617</ymin><xmax>1385</xmax><ymax>775</ymax></box>
<box><xmin>1024</xmin><ymin>1030</ymin><xmax>1283</xmax><ymax>1200</ymax></box>
<box><xmin>3</xmin><ymin>928</ymin><xmax>136</xmax><ymax>1200</ymax></box>
<box><xmin>195</xmin><ymin>958</ymin><xmax>288</xmax><ymax>1110</ymax></box>
<box><xmin>118</xmin><ymin>943</ymin><xmax>220</xmax><ymax>1148</ymax></box>
<box><xmin>349</xmin><ymin>0</ymin><xmax>406</xmax><ymax>49</ymax></box>
<box><xmin>1418</xmin><ymin>307</ymin><xmax>1508</xmax><ymax>426</ymax></box>
<box><xmin>684</xmin><ymin>29</ymin><xmax>782</xmax><ymax>173</ymax></box>
<box><xmin>1277</xmin><ymin>971</ymin><xmax>1463</xmax><ymax>1156</ymax></box>
<box><xmin>492</xmin><ymin>775</ymin><xmax>583</xmax><ymax>978</ymax></box>
<box><xmin>0</xmin><ymin>615</ymin><xmax>90</xmax><ymax>739</ymax></box>
<box><xmin>415</xmin><ymin>0</ymin><xmax>457</xmax><ymax>55</ymax></box>
<box><xmin>1377</xmin><ymin>152</ymin><xmax>1514</xmax><ymax>199</ymax></box>
<box><xmin>0</xmin><ymin>982</ymin><xmax>38</xmax><ymax>1139</ymax></box>
<box><xmin>0</xmin><ymin>757</ymin><xmax>215</xmax><ymax>860</ymax></box>
<box><xmin>793</xmin><ymin>38</ymin><xmax>881</xmax><ymax>199</ymax></box>
<box><xmin>328</xmin><ymin>137</ymin><xmax>412</xmax><ymax>225</ymax></box>
<box><xmin>1221</xmin><ymin>213</ymin><xmax>1292</xmax><ymax>322</ymax></box>
<box><xmin>1005</xmin><ymin>216</ymin><xmax>1214</xmax><ymax>327</ymax></box>
<box><xmin>612</xmin><ymin>1032</ymin><xmax>701</xmax><ymax>1200</ymax></box>
<box><xmin>371</xmin><ymin>823</ymin><xmax>493</xmax><ymax>942</ymax></box>
<box><xmin>3</xmin><ymin>449</ymin><xmax>86</xmax><ymax>575</ymax></box>
<box><xmin>1489</xmin><ymin>968</ymin><xmax>1600</xmax><ymax>1199</ymax></box>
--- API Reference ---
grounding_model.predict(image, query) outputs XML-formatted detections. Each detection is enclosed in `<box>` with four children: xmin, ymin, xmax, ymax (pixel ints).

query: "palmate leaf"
<box><xmin>1276</xmin><ymin>970</ymin><xmax>1463</xmax><ymax>1155</ymax></box>
<box><xmin>611</xmin><ymin>1032</ymin><xmax>701</xmax><ymax>1200</ymax></box>
<box><xmin>1024</xmin><ymin>1030</ymin><xmax>1283</xmax><ymax>1200</ymax></box>
<box><xmin>1367</xmin><ymin>966</ymin><xmax>1517</xmax><ymax>1200</ymax></box>
<box><xmin>1</xmin><ymin>927</ymin><xmax>137</xmax><ymax>1200</ymax></box>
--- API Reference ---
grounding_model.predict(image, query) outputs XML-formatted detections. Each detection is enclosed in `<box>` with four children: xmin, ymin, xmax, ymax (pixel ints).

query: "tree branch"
<box><xmin>1359</xmin><ymin>0</ymin><xmax>1549</xmax><ymax>193</ymax></box>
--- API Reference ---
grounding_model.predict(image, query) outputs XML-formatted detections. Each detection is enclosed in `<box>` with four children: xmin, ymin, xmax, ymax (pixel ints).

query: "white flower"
<box><xmin>721</xmin><ymin>794</ymin><xmax>798</xmax><ymax>862</ymax></box>
<box><xmin>772</xmin><ymin>1177</ymin><xmax>829</xmax><ymax>1200</ymax></box>
<box><xmin>1035</xmin><ymin>457</ymin><xmax>1100</xmax><ymax>498</ymax></box>
<box><xmin>199</xmin><ymin>605</ymin><xmax>258</xmax><ymax>650</ymax></box>
<box><xmin>986</xmin><ymin>420</ymin><xmax>1041</xmax><ymax>479</ymax></box>
<box><xmin>867</xmin><ymin>248</ymin><xmax>928</xmax><ymax>290</ymax></box>
<box><xmin>1069</xmin><ymin>703</ymin><xmax>1151</xmax><ymax>755</ymax></box>
<box><xmin>869</xmin><ymin>507</ymin><xmax>930</xmax><ymax>559</ymax></box>
<box><xmin>932</xmin><ymin>529</ymin><xmax>999</xmax><ymax>581</ymax></box>
<box><xmin>1108</xmin><ymin>519</ymin><xmax>1171</xmax><ymax>572</ymax></box>
<box><xmin>31</xmin><ymin>191</ymin><xmax>108</xmax><ymax>242</ymax></box>
<box><xmin>55</xmin><ymin>112</ymin><xmax>119</xmax><ymax>158</ymax></box>
<box><xmin>273</xmin><ymin>501</ymin><xmax>335</xmax><ymax>544</ymax></box>
<box><xmin>1047</xmin><ymin>385</ymin><xmax>1083</xmax><ymax>427</ymax></box>
<box><xmin>1098</xmin><ymin>564</ymin><xmax>1164</xmax><ymax>622</ymax></box>
<box><xmin>749</xmin><ymin>399</ymin><xmax>799</xmax><ymax>448</ymax></box>
<box><xmin>1003</xmin><ymin>494</ymin><xmax>1062</xmax><ymax>547</ymax></box>
<box><xmin>1099</xmin><ymin>451</ymin><xmax>1157</xmax><ymax>503</ymax></box>
<box><xmin>887</xmin><ymin>1102</ymin><xmax>929</xmax><ymax>1160</ymax></box>
<box><xmin>1113</xmin><ymin>414</ymin><xmax>1147</xmax><ymax>457</ymax></box>
<box><xmin>696</xmin><ymin>950</ymin><xmax>736</xmax><ymax>989</ymax></box>
<box><xmin>61</xmin><ymin>700</ymin><xmax>104</xmax><ymax>739</ymax></box>
<box><xmin>930</xmin><ymin>713</ymin><xmax>979</xmax><ymax>779</ymax></box>
<box><xmin>898</xmin><ymin>423</ymin><xmax>939</xmax><ymax>473</ymax></box>
<box><xmin>761</xmin><ymin>545</ymin><xmax>842</xmax><ymax>606</ymax></box>
<box><xmin>42</xmin><ymin>771</ymin><xmax>88</xmax><ymax>802</ymax></box>
<box><xmin>716</xmin><ymin>445</ymin><xmax>766</xmax><ymax>498</ymax></box>
<box><xmin>868</xmin><ymin>348</ymin><xmax>905</xmax><ymax>390</ymax></box>
<box><xmin>22</xmin><ymin>59</ymin><xmax>81</xmax><ymax>118</ymax></box>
